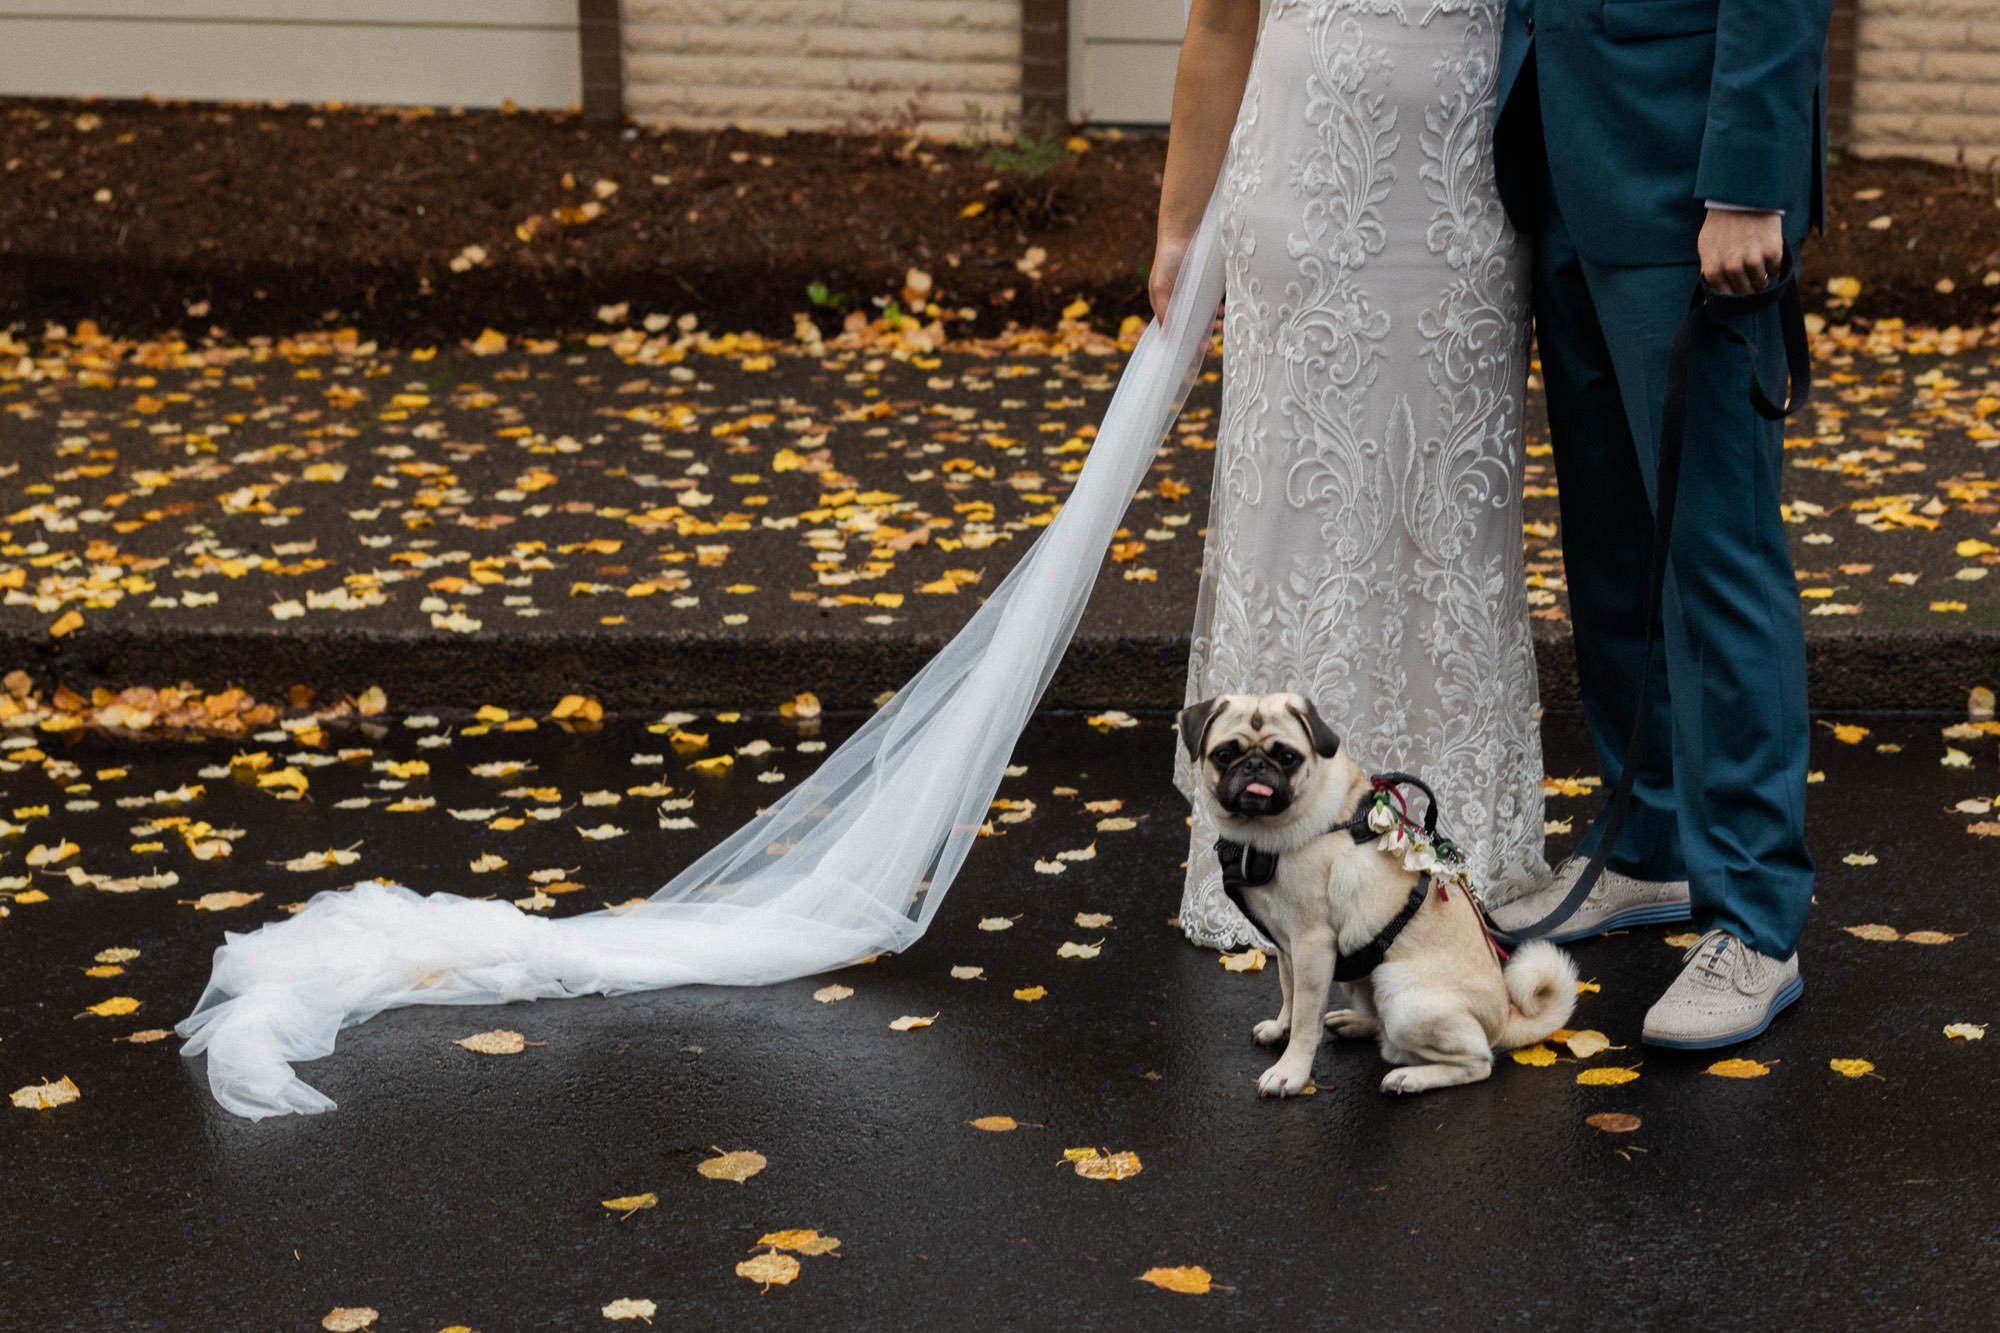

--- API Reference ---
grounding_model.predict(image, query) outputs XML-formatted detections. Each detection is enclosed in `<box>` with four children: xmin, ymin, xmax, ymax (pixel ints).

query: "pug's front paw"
<box><xmin>1256</xmin><ymin>1061</ymin><xmax>1313</xmax><ymax>1098</ymax></box>
<box><xmin>1251</xmin><ymin>1018</ymin><xmax>1287</xmax><ymax>1046</ymax></box>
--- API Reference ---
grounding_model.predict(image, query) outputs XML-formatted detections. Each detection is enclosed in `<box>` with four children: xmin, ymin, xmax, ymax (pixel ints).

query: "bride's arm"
<box><xmin>1150</xmin><ymin>0</ymin><xmax>1260</xmax><ymax>328</ymax></box>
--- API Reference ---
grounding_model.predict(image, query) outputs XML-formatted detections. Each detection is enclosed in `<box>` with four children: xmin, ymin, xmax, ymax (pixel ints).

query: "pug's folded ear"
<box><xmin>1289</xmin><ymin>697</ymin><xmax>1341</xmax><ymax>758</ymax></box>
<box><xmin>1178</xmin><ymin>697</ymin><xmax>1222</xmax><ymax>761</ymax></box>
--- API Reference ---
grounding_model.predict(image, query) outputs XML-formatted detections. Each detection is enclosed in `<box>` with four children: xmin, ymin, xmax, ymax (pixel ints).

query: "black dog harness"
<box><xmin>1214</xmin><ymin>772</ymin><xmax>1450</xmax><ymax>982</ymax></box>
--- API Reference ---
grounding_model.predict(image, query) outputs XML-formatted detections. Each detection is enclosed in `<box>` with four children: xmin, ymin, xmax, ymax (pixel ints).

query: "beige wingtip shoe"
<box><xmin>1485</xmin><ymin>856</ymin><xmax>1691</xmax><ymax>945</ymax></box>
<box><xmin>1641</xmin><ymin>928</ymin><xmax>1803</xmax><ymax>1049</ymax></box>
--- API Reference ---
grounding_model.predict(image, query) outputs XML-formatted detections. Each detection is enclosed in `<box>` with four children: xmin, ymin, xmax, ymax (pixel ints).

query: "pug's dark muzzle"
<box><xmin>1221</xmin><ymin>754</ymin><xmax>1291</xmax><ymax>817</ymax></box>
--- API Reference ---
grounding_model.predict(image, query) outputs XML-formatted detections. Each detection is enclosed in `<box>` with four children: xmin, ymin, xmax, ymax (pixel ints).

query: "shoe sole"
<box><xmin>1489</xmin><ymin>899</ymin><xmax>1693</xmax><ymax>947</ymax></box>
<box><xmin>1641</xmin><ymin>975</ymin><xmax>1805</xmax><ymax>1050</ymax></box>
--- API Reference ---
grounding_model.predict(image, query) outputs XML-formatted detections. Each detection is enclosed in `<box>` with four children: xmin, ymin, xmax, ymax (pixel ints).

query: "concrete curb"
<box><xmin>7</xmin><ymin>623</ymin><xmax>1993</xmax><ymax>714</ymax></box>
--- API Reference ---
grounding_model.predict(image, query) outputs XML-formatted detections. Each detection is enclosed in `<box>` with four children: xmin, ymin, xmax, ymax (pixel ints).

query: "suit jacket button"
<box><xmin>1524</xmin><ymin>14</ymin><xmax>1535</xmax><ymax>31</ymax></box>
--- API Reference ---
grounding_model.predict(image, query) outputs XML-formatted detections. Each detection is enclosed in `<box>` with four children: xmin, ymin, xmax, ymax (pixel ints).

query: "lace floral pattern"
<box><xmin>1175</xmin><ymin>0</ymin><xmax>1548</xmax><ymax>950</ymax></box>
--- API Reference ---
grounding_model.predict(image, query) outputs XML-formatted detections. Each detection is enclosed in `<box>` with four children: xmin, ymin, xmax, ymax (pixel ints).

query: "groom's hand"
<box><xmin>1699</xmin><ymin>208</ymin><xmax>1784</xmax><ymax>295</ymax></box>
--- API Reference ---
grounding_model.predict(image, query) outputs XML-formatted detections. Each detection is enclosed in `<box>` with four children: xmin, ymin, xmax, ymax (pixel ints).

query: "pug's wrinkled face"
<box><xmin>1177</xmin><ymin>692</ymin><xmax>1342</xmax><ymax>819</ymax></box>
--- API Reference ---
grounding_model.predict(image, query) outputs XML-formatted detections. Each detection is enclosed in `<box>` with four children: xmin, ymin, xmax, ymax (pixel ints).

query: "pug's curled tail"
<box><xmin>1494</xmin><ymin>940</ymin><xmax>1579</xmax><ymax>1050</ymax></box>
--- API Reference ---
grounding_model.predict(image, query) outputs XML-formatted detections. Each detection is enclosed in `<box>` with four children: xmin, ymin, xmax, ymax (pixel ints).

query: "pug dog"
<box><xmin>1179</xmin><ymin>691</ymin><xmax>1577</xmax><ymax>1096</ymax></box>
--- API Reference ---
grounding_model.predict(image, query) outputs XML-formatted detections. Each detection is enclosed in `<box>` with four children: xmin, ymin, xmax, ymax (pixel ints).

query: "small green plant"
<box><xmin>958</xmin><ymin>102</ymin><xmax>1068</xmax><ymax>180</ymax></box>
<box><xmin>806</xmin><ymin>281</ymin><xmax>853</xmax><ymax>314</ymax></box>
<box><xmin>956</xmin><ymin>101</ymin><xmax>1073</xmax><ymax>224</ymax></box>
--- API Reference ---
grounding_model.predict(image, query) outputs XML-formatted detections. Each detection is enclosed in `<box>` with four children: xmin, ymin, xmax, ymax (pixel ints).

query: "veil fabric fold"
<box><xmin>177</xmin><ymin>176</ymin><xmax>1229</xmax><ymax>1119</ymax></box>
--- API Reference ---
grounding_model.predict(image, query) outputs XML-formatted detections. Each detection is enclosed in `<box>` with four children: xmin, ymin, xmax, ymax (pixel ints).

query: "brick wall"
<box><xmin>1851</xmin><ymin>0</ymin><xmax>2000</xmax><ymax>164</ymax></box>
<box><xmin>623</xmin><ymin>0</ymin><xmax>1021</xmax><ymax>135</ymax></box>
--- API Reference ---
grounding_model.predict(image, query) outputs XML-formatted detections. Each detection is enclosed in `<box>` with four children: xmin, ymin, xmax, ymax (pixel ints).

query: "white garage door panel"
<box><xmin>1076</xmin><ymin>0</ymin><xmax>1187</xmax><ymax>40</ymax></box>
<box><xmin>0</xmin><ymin>3</ymin><xmax>579</xmax><ymax>109</ymax></box>
<box><xmin>1069</xmin><ymin>39</ymin><xmax>1180</xmax><ymax>124</ymax></box>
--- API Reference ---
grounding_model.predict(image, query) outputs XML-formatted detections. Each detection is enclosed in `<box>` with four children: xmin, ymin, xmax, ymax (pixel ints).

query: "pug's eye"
<box><xmin>1268</xmin><ymin>745</ymin><xmax>1301</xmax><ymax>770</ymax></box>
<box><xmin>1209</xmin><ymin>741</ymin><xmax>1242</xmax><ymax>766</ymax></box>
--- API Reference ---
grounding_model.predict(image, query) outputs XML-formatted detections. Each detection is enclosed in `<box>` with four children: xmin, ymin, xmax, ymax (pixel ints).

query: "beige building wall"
<box><xmin>622</xmin><ymin>0</ymin><xmax>1021</xmax><ymax>136</ymax></box>
<box><xmin>1851</xmin><ymin>0</ymin><xmax>2000</xmax><ymax>164</ymax></box>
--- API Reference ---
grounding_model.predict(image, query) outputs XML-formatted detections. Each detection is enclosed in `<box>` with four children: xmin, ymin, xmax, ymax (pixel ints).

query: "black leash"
<box><xmin>1506</xmin><ymin>246</ymin><xmax>1814</xmax><ymax>941</ymax></box>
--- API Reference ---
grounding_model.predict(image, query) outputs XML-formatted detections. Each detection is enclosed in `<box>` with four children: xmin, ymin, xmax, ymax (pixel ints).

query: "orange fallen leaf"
<box><xmin>1138</xmin><ymin>1266</ymin><xmax>1216</xmax><ymax>1294</ymax></box>
<box><xmin>1585</xmin><ymin>1112</ymin><xmax>1642</xmax><ymax>1133</ymax></box>
<box><xmin>968</xmin><ymin>1115</ymin><xmax>1019</xmax><ymax>1132</ymax></box>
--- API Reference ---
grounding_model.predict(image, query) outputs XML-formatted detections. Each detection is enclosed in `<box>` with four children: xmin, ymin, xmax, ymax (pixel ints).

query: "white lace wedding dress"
<box><xmin>1174</xmin><ymin>0</ymin><xmax>1549</xmax><ymax>948</ymax></box>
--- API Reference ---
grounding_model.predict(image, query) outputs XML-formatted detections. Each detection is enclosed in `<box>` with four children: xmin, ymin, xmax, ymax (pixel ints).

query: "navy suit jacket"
<box><xmin>1493</xmin><ymin>0</ymin><xmax>1834</xmax><ymax>266</ymax></box>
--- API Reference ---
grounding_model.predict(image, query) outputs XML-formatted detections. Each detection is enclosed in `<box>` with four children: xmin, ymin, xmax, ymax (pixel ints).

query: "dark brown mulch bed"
<box><xmin>3</xmin><ymin>98</ymin><xmax>1997</xmax><ymax>340</ymax></box>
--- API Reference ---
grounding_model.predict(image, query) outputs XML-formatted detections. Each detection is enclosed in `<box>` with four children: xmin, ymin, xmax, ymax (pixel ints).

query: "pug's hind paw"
<box><xmin>1256</xmin><ymin>1062</ymin><xmax>1313</xmax><ymax>1098</ymax></box>
<box><xmin>1322</xmin><ymin>1008</ymin><xmax>1378</xmax><ymax>1039</ymax></box>
<box><xmin>1251</xmin><ymin>1018</ymin><xmax>1288</xmax><ymax>1046</ymax></box>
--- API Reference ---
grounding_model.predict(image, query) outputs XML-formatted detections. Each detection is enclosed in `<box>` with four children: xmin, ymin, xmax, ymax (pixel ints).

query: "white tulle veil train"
<box><xmin>176</xmin><ymin>168</ymin><xmax>1230</xmax><ymax>1119</ymax></box>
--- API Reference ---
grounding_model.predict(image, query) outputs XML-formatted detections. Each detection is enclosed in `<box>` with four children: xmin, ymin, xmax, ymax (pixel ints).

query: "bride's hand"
<box><xmin>1149</xmin><ymin>234</ymin><xmax>1190</xmax><ymax>331</ymax></box>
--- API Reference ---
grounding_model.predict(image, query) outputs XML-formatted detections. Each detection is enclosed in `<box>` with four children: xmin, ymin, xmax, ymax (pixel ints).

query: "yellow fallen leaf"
<box><xmin>1828</xmin><ymin>1058</ymin><xmax>1875</xmax><ymax>1078</ymax></box>
<box><xmin>84</xmin><ymin>965</ymin><xmax>124</xmax><ymax>979</ymax></box>
<box><xmin>1220</xmin><ymin>947</ymin><xmax>1266</xmax><ymax>973</ymax></box>
<box><xmin>282</xmin><ymin>847</ymin><xmax>361</xmax><ymax>872</ymax></box>
<box><xmin>601</xmin><ymin>1193</ymin><xmax>658</xmax><ymax>1216</ymax></box>
<box><xmin>188</xmin><ymin>891</ymin><xmax>261</xmax><ymax>911</ymax></box>
<box><xmin>696</xmin><ymin>1148</ymin><xmax>767</xmax><ymax>1182</ymax></box>
<box><xmin>1842</xmin><ymin>923</ymin><xmax>1902</xmax><ymax>942</ymax></box>
<box><xmin>889</xmin><ymin>1013</ymin><xmax>937</xmax><ymax>1031</ymax></box>
<box><xmin>1943</xmin><ymin>1023</ymin><xmax>1986</xmax><ymax>1040</ymax></box>
<box><xmin>977</xmin><ymin>916</ymin><xmax>1015</xmax><ymax>932</ymax></box>
<box><xmin>454</xmin><ymin>1029</ymin><xmax>527</xmax><ymax>1055</ymax></box>
<box><xmin>1057</xmin><ymin>940</ymin><xmax>1102</xmax><ymax>960</ymax></box>
<box><xmin>1577</xmin><ymin>1067</ymin><xmax>1641</xmax><ymax>1086</ymax></box>
<box><xmin>26</xmin><ymin>840</ymin><xmax>79</xmax><ymax>867</ymax></box>
<box><xmin>1096</xmin><ymin>816</ymin><xmax>1138</xmax><ymax>832</ymax></box>
<box><xmin>1138</xmin><ymin>1266</ymin><xmax>1214</xmax><ymax>1295</ymax></box>
<box><xmin>1013</xmin><ymin>985</ymin><xmax>1047</xmax><ymax>1002</ymax></box>
<box><xmin>755</xmin><ymin>1229</ymin><xmax>841</xmax><ymax>1256</ymax></box>
<box><xmin>968</xmin><ymin>1115</ymin><xmax>1019</xmax><ymax>1132</ymax></box>
<box><xmin>469</xmin><ymin>853</ymin><xmax>508</xmax><ymax>873</ymax></box>
<box><xmin>95</xmin><ymin>947</ymin><xmax>140</xmax><ymax>964</ymax></box>
<box><xmin>949</xmin><ymin>965</ymin><xmax>984</xmax><ymax>980</ymax></box>
<box><xmin>1705</xmin><ymin>1058</ymin><xmax>1770</xmax><ymax>1079</ymax></box>
<box><xmin>1564</xmin><ymin>1030</ymin><xmax>1612</xmax><ymax>1059</ymax></box>
<box><xmin>83</xmin><ymin>996</ymin><xmax>140</xmax><ymax>1018</ymax></box>
<box><xmin>1073</xmin><ymin>1150</ymin><xmax>1143</xmax><ymax>1181</ymax></box>
<box><xmin>1074</xmin><ymin>912</ymin><xmax>1114</xmax><ymax>929</ymax></box>
<box><xmin>1663</xmin><ymin>932</ymin><xmax>1702</xmax><ymax>948</ymax></box>
<box><xmin>1900</xmin><ymin>930</ymin><xmax>1965</xmax><ymax>945</ymax></box>
<box><xmin>49</xmin><ymin>609</ymin><xmax>85</xmax><ymax>638</ymax></box>
<box><xmin>10</xmin><ymin>1076</ymin><xmax>81</xmax><ymax>1110</ymax></box>
<box><xmin>1828</xmin><ymin>723</ymin><xmax>1869</xmax><ymax>744</ymax></box>
<box><xmin>601</xmin><ymin>1297</ymin><xmax>658</xmax><ymax>1321</ymax></box>
<box><xmin>320</xmin><ymin>1309</ymin><xmax>378</xmax><ymax>1333</ymax></box>
<box><xmin>1511</xmin><ymin>1044</ymin><xmax>1558</xmax><ymax>1067</ymax></box>
<box><xmin>812</xmin><ymin>984</ymin><xmax>853</xmax><ymax>1004</ymax></box>
<box><xmin>122</xmin><ymin>1029</ymin><xmax>173</xmax><ymax>1044</ymax></box>
<box><xmin>736</xmin><ymin>1250</ymin><xmax>800</xmax><ymax>1291</ymax></box>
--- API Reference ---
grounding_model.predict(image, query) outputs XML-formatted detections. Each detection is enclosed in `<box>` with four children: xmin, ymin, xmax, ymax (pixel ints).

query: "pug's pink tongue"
<box><xmin>1245</xmin><ymin>781</ymin><xmax>1274</xmax><ymax>797</ymax></box>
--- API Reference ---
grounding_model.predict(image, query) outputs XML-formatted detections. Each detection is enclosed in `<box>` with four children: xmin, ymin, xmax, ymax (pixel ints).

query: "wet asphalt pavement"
<box><xmin>1</xmin><ymin>704</ymin><xmax>1995</xmax><ymax>1331</ymax></box>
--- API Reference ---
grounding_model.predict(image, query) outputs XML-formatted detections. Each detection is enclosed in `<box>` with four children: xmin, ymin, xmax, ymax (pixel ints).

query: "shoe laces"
<box><xmin>1683</xmin><ymin>928</ymin><xmax>1762</xmax><ymax>991</ymax></box>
